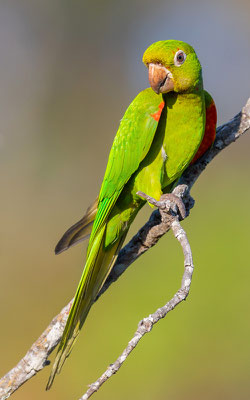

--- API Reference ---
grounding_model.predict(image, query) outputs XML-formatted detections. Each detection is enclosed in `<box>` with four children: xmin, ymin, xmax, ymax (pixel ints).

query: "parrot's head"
<box><xmin>143</xmin><ymin>40</ymin><xmax>202</xmax><ymax>94</ymax></box>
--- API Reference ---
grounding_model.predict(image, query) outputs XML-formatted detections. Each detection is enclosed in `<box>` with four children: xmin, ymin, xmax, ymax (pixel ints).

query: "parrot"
<box><xmin>47</xmin><ymin>40</ymin><xmax>217</xmax><ymax>389</ymax></box>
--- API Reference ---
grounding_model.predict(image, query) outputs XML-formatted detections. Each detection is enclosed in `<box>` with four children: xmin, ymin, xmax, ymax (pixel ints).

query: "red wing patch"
<box><xmin>191</xmin><ymin>100</ymin><xmax>217</xmax><ymax>164</ymax></box>
<box><xmin>150</xmin><ymin>101</ymin><xmax>165</xmax><ymax>122</ymax></box>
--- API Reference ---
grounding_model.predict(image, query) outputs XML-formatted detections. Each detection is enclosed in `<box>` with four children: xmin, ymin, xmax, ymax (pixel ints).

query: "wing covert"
<box><xmin>191</xmin><ymin>90</ymin><xmax>217</xmax><ymax>164</ymax></box>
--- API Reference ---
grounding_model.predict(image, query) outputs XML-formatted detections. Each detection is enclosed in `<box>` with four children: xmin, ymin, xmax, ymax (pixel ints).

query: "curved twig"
<box><xmin>80</xmin><ymin>192</ymin><xmax>194</xmax><ymax>399</ymax></box>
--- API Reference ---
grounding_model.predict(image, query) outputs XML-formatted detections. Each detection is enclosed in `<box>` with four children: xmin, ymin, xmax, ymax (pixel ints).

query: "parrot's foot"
<box><xmin>136</xmin><ymin>190</ymin><xmax>186</xmax><ymax>220</ymax></box>
<box><xmin>159</xmin><ymin>193</ymin><xmax>186</xmax><ymax>219</ymax></box>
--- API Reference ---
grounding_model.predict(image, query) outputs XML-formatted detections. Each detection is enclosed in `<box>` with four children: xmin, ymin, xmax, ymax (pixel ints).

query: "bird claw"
<box><xmin>159</xmin><ymin>193</ymin><xmax>186</xmax><ymax>219</ymax></box>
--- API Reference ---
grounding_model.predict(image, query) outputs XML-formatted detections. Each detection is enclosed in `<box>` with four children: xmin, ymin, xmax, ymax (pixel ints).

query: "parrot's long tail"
<box><xmin>55</xmin><ymin>198</ymin><xmax>98</xmax><ymax>254</ymax></box>
<box><xmin>46</xmin><ymin>226</ymin><xmax>126</xmax><ymax>390</ymax></box>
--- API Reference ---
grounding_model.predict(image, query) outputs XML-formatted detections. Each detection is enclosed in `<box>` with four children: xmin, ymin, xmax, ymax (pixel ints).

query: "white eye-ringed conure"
<box><xmin>47</xmin><ymin>39</ymin><xmax>217</xmax><ymax>389</ymax></box>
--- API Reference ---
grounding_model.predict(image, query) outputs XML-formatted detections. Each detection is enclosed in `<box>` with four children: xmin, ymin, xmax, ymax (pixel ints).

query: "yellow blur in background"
<box><xmin>1</xmin><ymin>1</ymin><xmax>250</xmax><ymax>399</ymax></box>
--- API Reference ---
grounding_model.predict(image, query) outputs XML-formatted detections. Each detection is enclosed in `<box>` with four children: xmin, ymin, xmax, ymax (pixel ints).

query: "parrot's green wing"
<box><xmin>89</xmin><ymin>87</ymin><xmax>165</xmax><ymax>247</ymax></box>
<box><xmin>55</xmin><ymin>88</ymin><xmax>164</xmax><ymax>256</ymax></box>
<box><xmin>46</xmin><ymin>88</ymin><xmax>165</xmax><ymax>390</ymax></box>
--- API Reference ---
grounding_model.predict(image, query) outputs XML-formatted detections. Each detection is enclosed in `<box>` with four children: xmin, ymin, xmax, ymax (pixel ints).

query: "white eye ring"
<box><xmin>174</xmin><ymin>50</ymin><xmax>186</xmax><ymax>66</ymax></box>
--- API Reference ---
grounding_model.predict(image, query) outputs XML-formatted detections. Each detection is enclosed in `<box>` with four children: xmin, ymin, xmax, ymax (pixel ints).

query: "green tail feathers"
<box><xmin>47</xmin><ymin>225</ymin><xmax>126</xmax><ymax>390</ymax></box>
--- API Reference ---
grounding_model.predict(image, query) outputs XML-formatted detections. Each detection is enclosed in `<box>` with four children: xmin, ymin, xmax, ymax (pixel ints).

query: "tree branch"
<box><xmin>0</xmin><ymin>98</ymin><xmax>249</xmax><ymax>400</ymax></box>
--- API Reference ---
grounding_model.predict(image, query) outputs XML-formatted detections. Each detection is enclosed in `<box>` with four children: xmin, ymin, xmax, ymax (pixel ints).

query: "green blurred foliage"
<box><xmin>0</xmin><ymin>1</ymin><xmax>250</xmax><ymax>399</ymax></box>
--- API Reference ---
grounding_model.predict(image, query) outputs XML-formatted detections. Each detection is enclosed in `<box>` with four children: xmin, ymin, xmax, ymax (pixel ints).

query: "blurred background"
<box><xmin>0</xmin><ymin>1</ymin><xmax>250</xmax><ymax>399</ymax></box>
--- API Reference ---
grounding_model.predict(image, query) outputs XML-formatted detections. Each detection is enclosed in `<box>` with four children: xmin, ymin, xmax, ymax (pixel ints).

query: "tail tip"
<box><xmin>46</xmin><ymin>368</ymin><xmax>59</xmax><ymax>391</ymax></box>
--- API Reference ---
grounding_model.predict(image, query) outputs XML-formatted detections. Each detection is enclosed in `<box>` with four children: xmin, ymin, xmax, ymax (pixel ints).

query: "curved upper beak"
<box><xmin>148</xmin><ymin>63</ymin><xmax>174</xmax><ymax>94</ymax></box>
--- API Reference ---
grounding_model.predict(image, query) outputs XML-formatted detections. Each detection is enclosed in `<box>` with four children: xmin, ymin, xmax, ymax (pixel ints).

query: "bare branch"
<box><xmin>0</xmin><ymin>98</ymin><xmax>249</xmax><ymax>400</ymax></box>
<box><xmin>0</xmin><ymin>301</ymin><xmax>73</xmax><ymax>400</ymax></box>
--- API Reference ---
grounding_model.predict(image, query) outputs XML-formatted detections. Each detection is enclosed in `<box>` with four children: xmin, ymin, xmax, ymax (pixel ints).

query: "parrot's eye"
<box><xmin>174</xmin><ymin>50</ymin><xmax>186</xmax><ymax>66</ymax></box>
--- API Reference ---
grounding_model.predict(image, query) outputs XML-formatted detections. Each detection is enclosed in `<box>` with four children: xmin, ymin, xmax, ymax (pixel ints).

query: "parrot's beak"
<box><xmin>148</xmin><ymin>63</ymin><xmax>174</xmax><ymax>94</ymax></box>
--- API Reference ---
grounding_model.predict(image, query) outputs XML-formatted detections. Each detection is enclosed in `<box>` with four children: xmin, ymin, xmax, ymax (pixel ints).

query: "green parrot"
<box><xmin>47</xmin><ymin>40</ymin><xmax>217</xmax><ymax>389</ymax></box>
